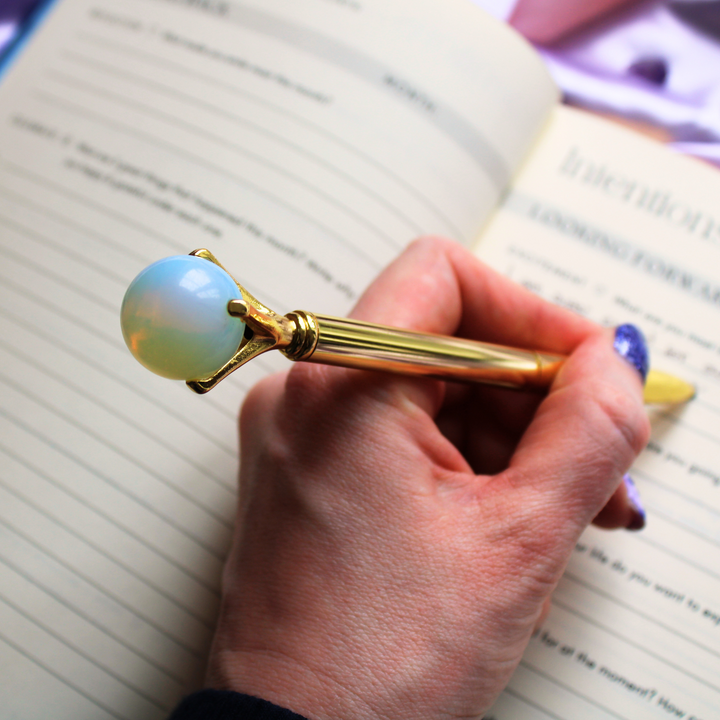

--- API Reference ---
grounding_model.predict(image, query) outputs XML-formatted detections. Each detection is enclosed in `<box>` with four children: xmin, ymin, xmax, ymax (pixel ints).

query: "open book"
<box><xmin>0</xmin><ymin>0</ymin><xmax>718</xmax><ymax>717</ymax></box>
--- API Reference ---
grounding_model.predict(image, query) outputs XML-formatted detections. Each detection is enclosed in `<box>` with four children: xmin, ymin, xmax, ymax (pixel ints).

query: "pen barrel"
<box><xmin>294</xmin><ymin>313</ymin><xmax>564</xmax><ymax>390</ymax></box>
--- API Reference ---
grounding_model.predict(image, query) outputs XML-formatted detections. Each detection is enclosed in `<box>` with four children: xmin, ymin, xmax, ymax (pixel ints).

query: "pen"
<box><xmin>121</xmin><ymin>249</ymin><xmax>695</xmax><ymax>404</ymax></box>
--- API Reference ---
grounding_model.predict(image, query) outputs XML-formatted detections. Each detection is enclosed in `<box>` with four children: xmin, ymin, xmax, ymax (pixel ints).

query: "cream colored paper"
<box><xmin>3</xmin><ymin>0</ymin><xmax>718</xmax><ymax>717</ymax></box>
<box><xmin>0</xmin><ymin>0</ymin><xmax>554</xmax><ymax>716</ymax></box>
<box><xmin>479</xmin><ymin>105</ymin><xmax>720</xmax><ymax>720</ymax></box>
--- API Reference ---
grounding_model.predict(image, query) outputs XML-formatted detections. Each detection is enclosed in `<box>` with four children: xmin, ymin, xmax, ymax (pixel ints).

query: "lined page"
<box><xmin>478</xmin><ymin>105</ymin><xmax>720</xmax><ymax>720</ymax></box>
<box><xmin>0</xmin><ymin>0</ymin><xmax>556</xmax><ymax>716</ymax></box>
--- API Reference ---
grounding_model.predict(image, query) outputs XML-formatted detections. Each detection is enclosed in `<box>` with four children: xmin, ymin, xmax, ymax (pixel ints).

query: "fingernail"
<box><xmin>614</xmin><ymin>324</ymin><xmax>649</xmax><ymax>383</ymax></box>
<box><xmin>624</xmin><ymin>474</ymin><xmax>646</xmax><ymax>531</ymax></box>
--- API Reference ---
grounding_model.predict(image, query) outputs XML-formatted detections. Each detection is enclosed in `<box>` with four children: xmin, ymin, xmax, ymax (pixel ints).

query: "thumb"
<box><xmin>502</xmin><ymin>331</ymin><xmax>651</xmax><ymax>550</ymax></box>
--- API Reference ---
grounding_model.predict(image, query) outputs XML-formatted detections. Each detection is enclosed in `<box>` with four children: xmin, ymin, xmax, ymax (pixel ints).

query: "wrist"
<box><xmin>206</xmin><ymin>647</ymin><xmax>379</xmax><ymax>720</ymax></box>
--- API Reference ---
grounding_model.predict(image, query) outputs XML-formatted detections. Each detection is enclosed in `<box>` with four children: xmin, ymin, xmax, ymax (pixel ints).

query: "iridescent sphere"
<box><xmin>121</xmin><ymin>255</ymin><xmax>246</xmax><ymax>380</ymax></box>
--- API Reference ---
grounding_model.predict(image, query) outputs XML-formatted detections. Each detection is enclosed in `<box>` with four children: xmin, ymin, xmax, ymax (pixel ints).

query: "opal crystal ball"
<box><xmin>121</xmin><ymin>255</ymin><xmax>246</xmax><ymax>380</ymax></box>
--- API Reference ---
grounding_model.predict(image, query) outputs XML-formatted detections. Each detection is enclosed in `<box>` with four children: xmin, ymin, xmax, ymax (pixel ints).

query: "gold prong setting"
<box><xmin>185</xmin><ymin>249</ymin><xmax>298</xmax><ymax>394</ymax></box>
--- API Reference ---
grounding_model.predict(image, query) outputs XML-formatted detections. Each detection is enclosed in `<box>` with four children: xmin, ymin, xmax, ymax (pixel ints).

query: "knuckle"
<box><xmin>591</xmin><ymin>382</ymin><xmax>651</xmax><ymax>458</ymax></box>
<box><xmin>484</xmin><ymin>476</ymin><xmax>571</xmax><ymax>585</ymax></box>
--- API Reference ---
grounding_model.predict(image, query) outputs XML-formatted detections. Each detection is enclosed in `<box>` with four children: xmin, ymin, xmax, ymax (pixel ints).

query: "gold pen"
<box><xmin>120</xmin><ymin>249</ymin><xmax>696</xmax><ymax>405</ymax></box>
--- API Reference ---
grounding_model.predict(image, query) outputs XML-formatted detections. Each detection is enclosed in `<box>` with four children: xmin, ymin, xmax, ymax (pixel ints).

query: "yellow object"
<box><xmin>643</xmin><ymin>370</ymin><xmax>696</xmax><ymax>405</ymax></box>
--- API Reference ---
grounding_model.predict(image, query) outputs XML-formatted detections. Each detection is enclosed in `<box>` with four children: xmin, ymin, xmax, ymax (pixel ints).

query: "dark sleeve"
<box><xmin>167</xmin><ymin>690</ymin><xmax>310</xmax><ymax>720</ymax></box>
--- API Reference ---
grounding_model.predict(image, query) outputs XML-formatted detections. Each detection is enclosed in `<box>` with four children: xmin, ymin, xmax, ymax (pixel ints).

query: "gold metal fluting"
<box><xmin>184</xmin><ymin>249</ymin><xmax>694</xmax><ymax>404</ymax></box>
<box><xmin>302</xmin><ymin>315</ymin><xmax>563</xmax><ymax>389</ymax></box>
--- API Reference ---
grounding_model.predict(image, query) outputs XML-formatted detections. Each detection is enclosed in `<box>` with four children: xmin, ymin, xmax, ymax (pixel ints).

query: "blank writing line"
<box><xmin>0</xmin><ymin>593</ymin><xmax>170</xmax><ymax>712</ymax></box>
<box><xmin>636</xmin><ymin>533</ymin><xmax>720</xmax><ymax>583</ymax></box>
<box><xmin>563</xmin><ymin>572</ymin><xmax>720</xmax><ymax>662</ymax></box>
<box><xmin>0</xmin><ymin>514</ymin><xmax>203</xmax><ymax>657</ymax></box>
<box><xmin>0</xmin><ymin>213</ymin><xmax>127</xmax><ymax>286</ymax></box>
<box><xmin>0</xmin><ymin>181</ymin><xmax>150</xmax><ymax>265</ymax></box>
<box><xmin>654</xmin><ymin>407</ymin><xmax>720</xmax><ymax>450</ymax></box>
<box><xmin>501</xmin><ymin>686</ymin><xmax>567</xmax><ymax>720</ymax></box>
<box><xmin>0</xmin><ymin>372</ymin><xmax>233</xmax><ymax>540</ymax></box>
<box><xmin>1</xmin><ymin>239</ymin><xmax>117</xmax><ymax>314</ymax></box>
<box><xmin>0</xmin><ymin>443</ymin><xmax>220</xmax><ymax>603</ymax></box>
<box><xmin>0</xmin><ymin>628</ymin><xmax>127</xmax><ymax>720</ymax></box>
<box><xmin>0</xmin><ymin>397</ymin><xmax>226</xmax><ymax>566</ymax></box>
<box><xmin>0</xmin><ymin>552</ymin><xmax>186</xmax><ymax>685</ymax></box>
<box><xmin>0</xmin><ymin>475</ymin><xmax>216</xmax><ymax>630</ymax></box>
<box><xmin>519</xmin><ymin>660</ymin><xmax>630</xmax><ymax>720</ymax></box>
<box><xmin>696</xmin><ymin>397</ymin><xmax>720</xmax><ymax>418</ymax></box>
<box><xmin>0</xmin><ymin>333</ymin><xmax>235</xmax><ymax>493</ymax></box>
<box><xmin>0</xmin><ymin>259</ymin><xmax>125</xmax><ymax>351</ymax></box>
<box><xmin>647</xmin><ymin>504</ymin><xmax>720</xmax><ymax>550</ymax></box>
<box><xmin>635</xmin><ymin>466</ymin><xmax>720</xmax><ymax>522</ymax></box>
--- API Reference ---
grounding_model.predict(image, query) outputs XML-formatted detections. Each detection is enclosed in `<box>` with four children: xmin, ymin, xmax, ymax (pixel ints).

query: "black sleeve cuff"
<box><xmin>167</xmin><ymin>690</ymin><xmax>309</xmax><ymax>720</ymax></box>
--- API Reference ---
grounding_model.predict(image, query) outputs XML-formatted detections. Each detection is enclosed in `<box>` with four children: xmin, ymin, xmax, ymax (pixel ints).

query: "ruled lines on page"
<box><xmin>477</xmin><ymin>107</ymin><xmax>720</xmax><ymax>720</ymax></box>
<box><xmin>60</xmin><ymin>34</ymin><xmax>452</xmax><ymax>242</ymax></box>
<box><xmin>0</xmin><ymin>0</ymin><xmax>557</xmax><ymax>716</ymax></box>
<box><xmin>0</xmin><ymin>166</ymin><xmax>240</xmax><ymax>720</ymax></box>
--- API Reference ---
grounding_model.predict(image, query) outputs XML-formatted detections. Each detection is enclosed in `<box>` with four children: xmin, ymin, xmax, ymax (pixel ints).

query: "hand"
<box><xmin>205</xmin><ymin>238</ymin><xmax>650</xmax><ymax>719</ymax></box>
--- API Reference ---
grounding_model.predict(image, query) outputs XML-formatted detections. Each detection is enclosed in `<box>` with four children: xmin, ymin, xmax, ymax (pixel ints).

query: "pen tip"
<box><xmin>643</xmin><ymin>369</ymin><xmax>696</xmax><ymax>404</ymax></box>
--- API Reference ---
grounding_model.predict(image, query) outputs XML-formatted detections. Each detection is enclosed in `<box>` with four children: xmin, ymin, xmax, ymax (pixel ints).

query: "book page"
<box><xmin>477</xmin><ymin>105</ymin><xmax>720</xmax><ymax>720</ymax></box>
<box><xmin>0</xmin><ymin>0</ymin><xmax>557</xmax><ymax>717</ymax></box>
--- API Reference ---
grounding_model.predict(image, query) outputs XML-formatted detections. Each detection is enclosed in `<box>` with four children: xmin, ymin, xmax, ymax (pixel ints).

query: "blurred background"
<box><xmin>3</xmin><ymin>0</ymin><xmax>720</xmax><ymax>165</ymax></box>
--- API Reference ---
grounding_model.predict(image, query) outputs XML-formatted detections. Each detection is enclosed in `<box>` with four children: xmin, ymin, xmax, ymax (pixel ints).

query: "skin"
<box><xmin>206</xmin><ymin>238</ymin><xmax>651</xmax><ymax>719</ymax></box>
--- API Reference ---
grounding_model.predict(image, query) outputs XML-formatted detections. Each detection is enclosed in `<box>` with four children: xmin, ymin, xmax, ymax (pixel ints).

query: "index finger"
<box><xmin>352</xmin><ymin>237</ymin><xmax>650</xmax><ymax>501</ymax></box>
<box><xmin>352</xmin><ymin>236</ymin><xmax>600</xmax><ymax>353</ymax></box>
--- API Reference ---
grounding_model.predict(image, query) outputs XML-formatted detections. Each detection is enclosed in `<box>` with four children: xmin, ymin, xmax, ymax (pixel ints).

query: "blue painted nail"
<box><xmin>614</xmin><ymin>324</ymin><xmax>649</xmax><ymax>383</ymax></box>
<box><xmin>624</xmin><ymin>475</ymin><xmax>646</xmax><ymax>531</ymax></box>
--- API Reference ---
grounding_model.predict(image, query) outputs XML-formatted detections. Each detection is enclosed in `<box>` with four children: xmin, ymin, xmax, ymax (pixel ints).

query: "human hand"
<box><xmin>205</xmin><ymin>237</ymin><xmax>650</xmax><ymax>719</ymax></box>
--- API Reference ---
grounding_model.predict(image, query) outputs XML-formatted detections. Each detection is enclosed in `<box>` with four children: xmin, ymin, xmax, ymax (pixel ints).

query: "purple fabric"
<box><xmin>0</xmin><ymin>0</ymin><xmax>44</xmax><ymax>54</ymax></box>
<box><xmin>0</xmin><ymin>0</ymin><xmax>42</xmax><ymax>22</ymax></box>
<box><xmin>8</xmin><ymin>0</ymin><xmax>720</xmax><ymax>167</ymax></box>
<box><xmin>536</xmin><ymin>1</ymin><xmax>720</xmax><ymax>165</ymax></box>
